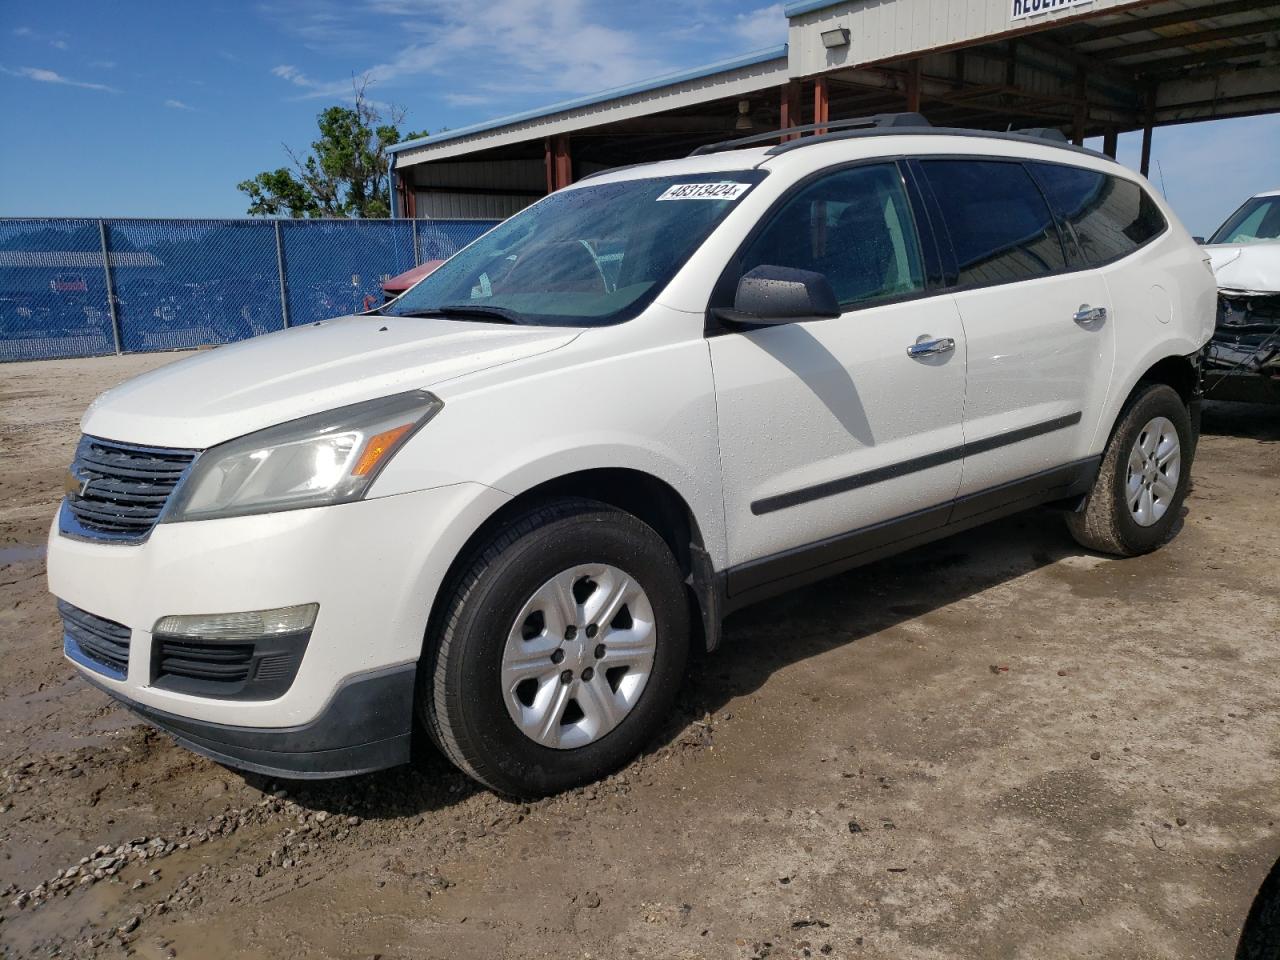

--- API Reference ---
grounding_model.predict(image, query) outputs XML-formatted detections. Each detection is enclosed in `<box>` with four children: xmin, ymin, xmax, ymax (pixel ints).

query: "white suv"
<box><xmin>48</xmin><ymin>116</ymin><xmax>1216</xmax><ymax>797</ymax></box>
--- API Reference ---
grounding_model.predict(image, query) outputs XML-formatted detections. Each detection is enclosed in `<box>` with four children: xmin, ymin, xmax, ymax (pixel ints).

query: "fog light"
<box><xmin>152</xmin><ymin>603</ymin><xmax>318</xmax><ymax>639</ymax></box>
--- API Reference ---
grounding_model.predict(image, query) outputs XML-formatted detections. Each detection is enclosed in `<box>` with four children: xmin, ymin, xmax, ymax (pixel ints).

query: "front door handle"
<box><xmin>907</xmin><ymin>335</ymin><xmax>955</xmax><ymax>358</ymax></box>
<box><xmin>1074</xmin><ymin>304</ymin><xmax>1107</xmax><ymax>324</ymax></box>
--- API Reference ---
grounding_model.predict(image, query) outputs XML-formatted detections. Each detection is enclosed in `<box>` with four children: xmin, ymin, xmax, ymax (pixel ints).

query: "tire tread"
<box><xmin>1066</xmin><ymin>383</ymin><xmax>1190</xmax><ymax>557</ymax></box>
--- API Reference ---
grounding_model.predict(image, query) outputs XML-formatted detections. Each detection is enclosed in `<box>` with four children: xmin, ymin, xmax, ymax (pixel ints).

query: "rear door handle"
<box><xmin>907</xmin><ymin>335</ymin><xmax>955</xmax><ymax>358</ymax></box>
<box><xmin>1074</xmin><ymin>304</ymin><xmax>1107</xmax><ymax>324</ymax></box>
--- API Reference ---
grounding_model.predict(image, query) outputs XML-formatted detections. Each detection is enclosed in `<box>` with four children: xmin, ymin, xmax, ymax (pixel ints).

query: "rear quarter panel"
<box><xmin>1090</xmin><ymin>192</ymin><xmax>1216</xmax><ymax>451</ymax></box>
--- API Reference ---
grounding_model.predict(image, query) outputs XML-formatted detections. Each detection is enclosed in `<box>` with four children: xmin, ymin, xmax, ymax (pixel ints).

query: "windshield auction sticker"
<box><xmin>656</xmin><ymin>182</ymin><xmax>752</xmax><ymax>201</ymax></box>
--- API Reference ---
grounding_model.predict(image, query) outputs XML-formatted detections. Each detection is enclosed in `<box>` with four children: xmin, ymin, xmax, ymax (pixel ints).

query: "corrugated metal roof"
<box><xmin>783</xmin><ymin>0</ymin><xmax>847</xmax><ymax>16</ymax></box>
<box><xmin>388</xmin><ymin>44</ymin><xmax>789</xmax><ymax>156</ymax></box>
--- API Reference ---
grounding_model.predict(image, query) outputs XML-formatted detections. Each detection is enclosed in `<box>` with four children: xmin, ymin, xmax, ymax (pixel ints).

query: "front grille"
<box><xmin>62</xmin><ymin>436</ymin><xmax>197</xmax><ymax>542</ymax></box>
<box><xmin>59</xmin><ymin>600</ymin><xmax>131</xmax><ymax>679</ymax></box>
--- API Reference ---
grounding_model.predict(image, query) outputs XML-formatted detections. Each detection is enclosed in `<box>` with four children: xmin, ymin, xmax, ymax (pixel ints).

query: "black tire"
<box><xmin>419</xmin><ymin>497</ymin><xmax>690</xmax><ymax>797</ymax></box>
<box><xmin>1066</xmin><ymin>383</ymin><xmax>1194</xmax><ymax>556</ymax></box>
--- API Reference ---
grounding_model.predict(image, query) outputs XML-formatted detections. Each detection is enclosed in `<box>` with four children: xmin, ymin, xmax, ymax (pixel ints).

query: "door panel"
<box><xmin>709</xmin><ymin>162</ymin><xmax>969</xmax><ymax>579</ymax></box>
<box><xmin>711</xmin><ymin>295</ymin><xmax>967</xmax><ymax>573</ymax></box>
<box><xmin>952</xmin><ymin>271</ymin><xmax>1114</xmax><ymax>495</ymax></box>
<box><xmin>915</xmin><ymin>158</ymin><xmax>1116</xmax><ymax>497</ymax></box>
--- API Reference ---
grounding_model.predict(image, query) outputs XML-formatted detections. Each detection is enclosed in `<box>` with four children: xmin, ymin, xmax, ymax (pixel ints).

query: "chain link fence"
<box><xmin>0</xmin><ymin>217</ymin><xmax>499</xmax><ymax>362</ymax></box>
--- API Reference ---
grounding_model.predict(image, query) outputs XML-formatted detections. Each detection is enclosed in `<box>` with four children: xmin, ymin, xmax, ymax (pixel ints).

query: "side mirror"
<box><xmin>715</xmin><ymin>265</ymin><xmax>841</xmax><ymax>327</ymax></box>
<box><xmin>1192</xmin><ymin>236</ymin><xmax>1206</xmax><ymax>245</ymax></box>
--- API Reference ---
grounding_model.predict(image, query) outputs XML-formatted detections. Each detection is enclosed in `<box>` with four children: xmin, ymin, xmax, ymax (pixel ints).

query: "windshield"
<box><xmin>386</xmin><ymin>172</ymin><xmax>766</xmax><ymax>326</ymax></box>
<box><xmin>1210</xmin><ymin>195</ymin><xmax>1280</xmax><ymax>244</ymax></box>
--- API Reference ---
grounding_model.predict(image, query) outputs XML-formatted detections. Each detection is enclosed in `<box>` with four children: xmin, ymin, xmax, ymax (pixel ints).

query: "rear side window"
<box><xmin>737</xmin><ymin>163</ymin><xmax>925</xmax><ymax>309</ymax></box>
<box><xmin>1030</xmin><ymin>163</ymin><xmax>1167</xmax><ymax>265</ymax></box>
<box><xmin>920</xmin><ymin>160</ymin><xmax>1067</xmax><ymax>287</ymax></box>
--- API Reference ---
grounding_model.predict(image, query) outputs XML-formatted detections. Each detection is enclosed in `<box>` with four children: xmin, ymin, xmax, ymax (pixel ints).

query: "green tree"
<box><xmin>238</xmin><ymin>78</ymin><xmax>427</xmax><ymax>219</ymax></box>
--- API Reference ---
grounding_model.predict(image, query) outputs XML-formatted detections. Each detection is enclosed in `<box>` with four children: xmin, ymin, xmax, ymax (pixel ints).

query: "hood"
<box><xmin>1204</xmin><ymin>241</ymin><xmax>1280</xmax><ymax>296</ymax></box>
<box><xmin>82</xmin><ymin>314</ymin><xmax>578</xmax><ymax>449</ymax></box>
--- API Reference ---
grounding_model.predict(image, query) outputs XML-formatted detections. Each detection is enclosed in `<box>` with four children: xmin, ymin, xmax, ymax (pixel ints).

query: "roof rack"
<box><xmin>689</xmin><ymin>112</ymin><xmax>929</xmax><ymax>157</ymax></box>
<box><xmin>1010</xmin><ymin>127</ymin><xmax>1070</xmax><ymax>143</ymax></box>
<box><xmin>758</xmin><ymin>120</ymin><xmax>1113</xmax><ymax>163</ymax></box>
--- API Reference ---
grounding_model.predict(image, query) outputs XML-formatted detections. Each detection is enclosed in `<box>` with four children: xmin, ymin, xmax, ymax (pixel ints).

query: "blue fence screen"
<box><xmin>0</xmin><ymin>217</ymin><xmax>499</xmax><ymax>362</ymax></box>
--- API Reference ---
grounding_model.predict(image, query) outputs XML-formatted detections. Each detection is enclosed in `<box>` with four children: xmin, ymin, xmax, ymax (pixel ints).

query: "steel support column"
<box><xmin>97</xmin><ymin>220</ymin><xmax>122</xmax><ymax>355</ymax></box>
<box><xmin>274</xmin><ymin>220</ymin><xmax>291</xmax><ymax>328</ymax></box>
<box><xmin>780</xmin><ymin>80</ymin><xmax>802</xmax><ymax>141</ymax></box>
<box><xmin>814</xmin><ymin>76</ymin><xmax>830</xmax><ymax>135</ymax></box>
<box><xmin>544</xmin><ymin>134</ymin><xmax>573</xmax><ymax>191</ymax></box>
<box><xmin>1072</xmin><ymin>67</ymin><xmax>1087</xmax><ymax>146</ymax></box>
<box><xmin>1140</xmin><ymin>87</ymin><xmax>1155</xmax><ymax>177</ymax></box>
<box><xmin>905</xmin><ymin>60</ymin><xmax>922</xmax><ymax>113</ymax></box>
<box><xmin>545</xmin><ymin>136</ymin><xmax>555</xmax><ymax>195</ymax></box>
<box><xmin>555</xmin><ymin>134</ymin><xmax>572</xmax><ymax>189</ymax></box>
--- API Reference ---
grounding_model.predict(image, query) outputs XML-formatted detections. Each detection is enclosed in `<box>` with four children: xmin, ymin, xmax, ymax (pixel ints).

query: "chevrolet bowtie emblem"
<box><xmin>64</xmin><ymin>470</ymin><xmax>91</xmax><ymax>499</ymax></box>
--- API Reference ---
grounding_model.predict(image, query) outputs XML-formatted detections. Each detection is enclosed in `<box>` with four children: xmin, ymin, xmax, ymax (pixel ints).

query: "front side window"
<box><xmin>1210</xmin><ymin>195</ymin><xmax>1280</xmax><ymax>244</ymax></box>
<box><xmin>1030</xmin><ymin>163</ymin><xmax>1167</xmax><ymax>265</ymax></box>
<box><xmin>386</xmin><ymin>172</ymin><xmax>765</xmax><ymax>326</ymax></box>
<box><xmin>736</xmin><ymin>163</ymin><xmax>925</xmax><ymax>309</ymax></box>
<box><xmin>921</xmin><ymin>159</ymin><xmax>1067</xmax><ymax>287</ymax></box>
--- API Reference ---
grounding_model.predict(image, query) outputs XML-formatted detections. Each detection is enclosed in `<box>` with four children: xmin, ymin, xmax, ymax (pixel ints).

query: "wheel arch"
<box><xmin>1093</xmin><ymin>349</ymin><xmax>1201</xmax><ymax>454</ymax></box>
<box><xmin>425</xmin><ymin>468</ymin><xmax>724</xmax><ymax>658</ymax></box>
<box><xmin>1136</xmin><ymin>353</ymin><xmax>1200</xmax><ymax>405</ymax></box>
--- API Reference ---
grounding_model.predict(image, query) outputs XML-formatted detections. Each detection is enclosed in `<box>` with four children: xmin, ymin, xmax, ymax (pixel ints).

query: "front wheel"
<box><xmin>419</xmin><ymin>498</ymin><xmax>690</xmax><ymax>797</ymax></box>
<box><xmin>1066</xmin><ymin>383</ymin><xmax>1194</xmax><ymax>556</ymax></box>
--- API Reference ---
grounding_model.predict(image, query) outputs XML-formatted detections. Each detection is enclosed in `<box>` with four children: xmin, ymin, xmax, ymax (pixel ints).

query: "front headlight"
<box><xmin>163</xmin><ymin>390</ymin><xmax>443</xmax><ymax>522</ymax></box>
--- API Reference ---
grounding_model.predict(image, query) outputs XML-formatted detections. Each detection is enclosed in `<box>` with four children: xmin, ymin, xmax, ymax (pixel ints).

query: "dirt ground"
<box><xmin>1</xmin><ymin>351</ymin><xmax>1277</xmax><ymax>960</ymax></box>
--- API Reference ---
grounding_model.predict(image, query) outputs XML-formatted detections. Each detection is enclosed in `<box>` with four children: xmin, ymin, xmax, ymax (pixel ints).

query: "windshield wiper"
<box><xmin>396</xmin><ymin>304</ymin><xmax>524</xmax><ymax>324</ymax></box>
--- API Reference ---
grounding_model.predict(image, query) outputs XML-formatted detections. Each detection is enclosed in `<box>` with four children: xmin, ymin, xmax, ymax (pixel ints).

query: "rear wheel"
<box><xmin>420</xmin><ymin>498</ymin><xmax>689</xmax><ymax>797</ymax></box>
<box><xmin>1066</xmin><ymin>383</ymin><xmax>1193</xmax><ymax>556</ymax></box>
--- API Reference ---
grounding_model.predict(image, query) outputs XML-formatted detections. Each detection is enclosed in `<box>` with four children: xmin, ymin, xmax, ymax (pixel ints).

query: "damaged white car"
<box><xmin>1201</xmin><ymin>189</ymin><xmax>1280</xmax><ymax>404</ymax></box>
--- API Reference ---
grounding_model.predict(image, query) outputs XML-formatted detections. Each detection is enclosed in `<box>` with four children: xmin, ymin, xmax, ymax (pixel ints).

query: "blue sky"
<box><xmin>0</xmin><ymin>1</ymin><xmax>1275</xmax><ymax>235</ymax></box>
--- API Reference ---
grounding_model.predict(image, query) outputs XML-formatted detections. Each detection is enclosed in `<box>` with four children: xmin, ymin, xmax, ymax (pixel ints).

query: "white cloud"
<box><xmin>443</xmin><ymin>92</ymin><xmax>493</xmax><ymax>107</ymax></box>
<box><xmin>12</xmin><ymin>26</ymin><xmax>34</xmax><ymax>37</ymax></box>
<box><xmin>266</xmin><ymin>0</ymin><xmax>673</xmax><ymax>104</ymax></box>
<box><xmin>50</xmin><ymin>39</ymin><xmax>68</xmax><ymax>50</ymax></box>
<box><xmin>164</xmin><ymin>98</ymin><xmax>194</xmax><ymax>110</ymax></box>
<box><xmin>730</xmin><ymin>4</ymin><xmax>787</xmax><ymax>48</ymax></box>
<box><xmin>0</xmin><ymin>65</ymin><xmax>118</xmax><ymax>92</ymax></box>
<box><xmin>271</xmin><ymin>63</ymin><xmax>320</xmax><ymax>89</ymax></box>
<box><xmin>89</xmin><ymin>59</ymin><xmax>117</xmax><ymax>70</ymax></box>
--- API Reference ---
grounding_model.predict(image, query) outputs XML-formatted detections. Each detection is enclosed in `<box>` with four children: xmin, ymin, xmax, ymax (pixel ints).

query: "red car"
<box><xmin>381</xmin><ymin>260</ymin><xmax>444</xmax><ymax>303</ymax></box>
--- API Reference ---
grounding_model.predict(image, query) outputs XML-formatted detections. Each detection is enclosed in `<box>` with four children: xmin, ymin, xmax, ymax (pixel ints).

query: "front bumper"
<box><xmin>47</xmin><ymin>481</ymin><xmax>510</xmax><ymax>772</ymax></box>
<box><xmin>77</xmin><ymin>662</ymin><xmax>417</xmax><ymax>779</ymax></box>
<box><xmin>1202</xmin><ymin>291</ymin><xmax>1280</xmax><ymax>404</ymax></box>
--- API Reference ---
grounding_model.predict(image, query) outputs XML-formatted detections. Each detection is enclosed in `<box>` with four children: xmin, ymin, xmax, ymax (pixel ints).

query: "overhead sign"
<box><xmin>1010</xmin><ymin>0</ymin><xmax>1093</xmax><ymax>20</ymax></box>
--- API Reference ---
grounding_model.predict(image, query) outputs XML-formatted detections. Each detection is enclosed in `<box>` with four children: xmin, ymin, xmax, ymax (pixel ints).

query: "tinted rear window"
<box><xmin>921</xmin><ymin>160</ymin><xmax>1067</xmax><ymax>287</ymax></box>
<box><xmin>1030</xmin><ymin>163</ymin><xmax>1167</xmax><ymax>265</ymax></box>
